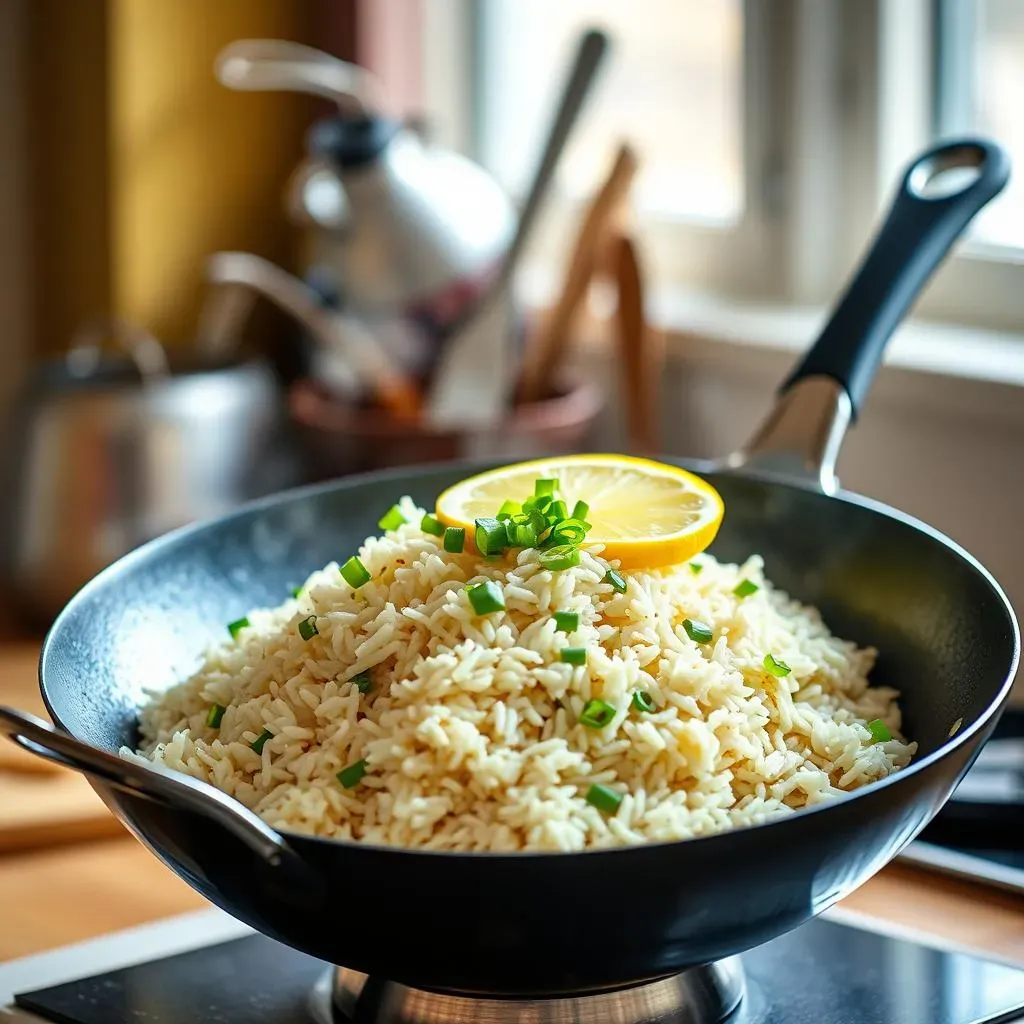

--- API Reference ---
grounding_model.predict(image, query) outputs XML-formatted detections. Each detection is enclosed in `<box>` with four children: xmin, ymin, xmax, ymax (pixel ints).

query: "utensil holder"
<box><xmin>289</xmin><ymin>375</ymin><xmax>604</xmax><ymax>479</ymax></box>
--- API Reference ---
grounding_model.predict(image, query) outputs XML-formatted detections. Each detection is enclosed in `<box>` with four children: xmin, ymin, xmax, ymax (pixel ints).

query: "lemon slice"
<box><xmin>434</xmin><ymin>454</ymin><xmax>724</xmax><ymax>570</ymax></box>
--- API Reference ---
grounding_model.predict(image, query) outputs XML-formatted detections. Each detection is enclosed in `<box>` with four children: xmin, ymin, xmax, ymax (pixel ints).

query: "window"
<box><xmin>935</xmin><ymin>0</ymin><xmax>1024</xmax><ymax>251</ymax></box>
<box><xmin>420</xmin><ymin>0</ymin><xmax>1024</xmax><ymax>336</ymax></box>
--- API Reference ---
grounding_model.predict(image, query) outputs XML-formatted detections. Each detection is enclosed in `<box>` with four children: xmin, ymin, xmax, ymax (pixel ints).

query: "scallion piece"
<box><xmin>251</xmin><ymin>729</ymin><xmax>273</xmax><ymax>755</ymax></box>
<box><xmin>475</xmin><ymin>517</ymin><xmax>508</xmax><ymax>557</ymax></box>
<box><xmin>497</xmin><ymin>499</ymin><xmax>522</xmax><ymax>520</ymax></box>
<box><xmin>206</xmin><ymin>703</ymin><xmax>226</xmax><ymax>728</ymax></box>
<box><xmin>689</xmin><ymin>562</ymin><xmax>703</xmax><ymax>575</ymax></box>
<box><xmin>351</xmin><ymin>670</ymin><xmax>372</xmax><ymax>694</ymax></box>
<box><xmin>507</xmin><ymin>518</ymin><xmax>539</xmax><ymax>548</ymax></box>
<box><xmin>763</xmin><ymin>653</ymin><xmax>791</xmax><ymax>677</ymax></box>
<box><xmin>298</xmin><ymin>614</ymin><xmax>319</xmax><ymax>641</ymax></box>
<box><xmin>560</xmin><ymin>646</ymin><xmax>588</xmax><ymax>666</ymax></box>
<box><xmin>579</xmin><ymin>697</ymin><xmax>614</xmax><ymax>727</ymax></box>
<box><xmin>532</xmin><ymin>493</ymin><xmax>553</xmax><ymax>513</ymax></box>
<box><xmin>337</xmin><ymin>759</ymin><xmax>368</xmax><ymax>788</ymax></box>
<box><xmin>867</xmin><ymin>719</ymin><xmax>892</xmax><ymax>743</ymax></box>
<box><xmin>421</xmin><ymin>513</ymin><xmax>445</xmax><ymax>536</ymax></box>
<box><xmin>227</xmin><ymin>616</ymin><xmax>250</xmax><ymax>639</ymax></box>
<box><xmin>734</xmin><ymin>578</ymin><xmax>759</xmax><ymax>598</ymax></box>
<box><xmin>535</xmin><ymin>478</ymin><xmax>557</xmax><ymax>497</ymax></box>
<box><xmin>553</xmin><ymin>609</ymin><xmax>579</xmax><ymax>633</ymax></box>
<box><xmin>631</xmin><ymin>691</ymin><xmax>655</xmax><ymax>713</ymax></box>
<box><xmin>341</xmin><ymin>555</ymin><xmax>371</xmax><ymax>589</ymax></box>
<box><xmin>548</xmin><ymin>499</ymin><xmax>568</xmax><ymax>523</ymax></box>
<box><xmin>548</xmin><ymin>518</ymin><xmax>588</xmax><ymax>546</ymax></box>
<box><xmin>683</xmin><ymin>618</ymin><xmax>714</xmax><ymax>644</ymax></box>
<box><xmin>467</xmin><ymin>580</ymin><xmax>506</xmax><ymax>615</ymax></box>
<box><xmin>571</xmin><ymin>500</ymin><xmax>589</xmax><ymax>521</ymax></box>
<box><xmin>290</xmin><ymin>586</ymin><xmax>303</xmax><ymax>598</ymax></box>
<box><xmin>604</xmin><ymin>568</ymin><xmax>627</xmax><ymax>594</ymax></box>
<box><xmin>378</xmin><ymin>505</ymin><xmax>406</xmax><ymax>531</ymax></box>
<box><xmin>443</xmin><ymin>526</ymin><xmax>465</xmax><ymax>553</ymax></box>
<box><xmin>586</xmin><ymin>783</ymin><xmax>623</xmax><ymax>814</ymax></box>
<box><xmin>539</xmin><ymin>544</ymin><xmax>581</xmax><ymax>571</ymax></box>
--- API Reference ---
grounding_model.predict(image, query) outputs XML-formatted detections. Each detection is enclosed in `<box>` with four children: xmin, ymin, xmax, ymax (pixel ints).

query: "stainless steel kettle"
<box><xmin>1</xmin><ymin>318</ymin><xmax>299</xmax><ymax>623</ymax></box>
<box><xmin>214</xmin><ymin>39</ymin><xmax>517</xmax><ymax>378</ymax></box>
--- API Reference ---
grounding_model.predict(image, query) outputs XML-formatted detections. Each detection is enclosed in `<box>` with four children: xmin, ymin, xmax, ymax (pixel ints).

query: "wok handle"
<box><xmin>0</xmin><ymin>706</ymin><xmax>312</xmax><ymax>886</ymax></box>
<box><xmin>730</xmin><ymin>137</ymin><xmax>1010</xmax><ymax>494</ymax></box>
<box><xmin>783</xmin><ymin>137</ymin><xmax>1009</xmax><ymax>415</ymax></box>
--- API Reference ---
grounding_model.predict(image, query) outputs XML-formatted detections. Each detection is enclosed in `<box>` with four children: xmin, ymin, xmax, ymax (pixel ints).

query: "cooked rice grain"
<box><xmin>124</xmin><ymin>496</ymin><xmax>916</xmax><ymax>852</ymax></box>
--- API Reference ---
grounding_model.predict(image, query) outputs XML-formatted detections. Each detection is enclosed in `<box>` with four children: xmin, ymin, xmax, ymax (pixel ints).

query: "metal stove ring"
<box><xmin>309</xmin><ymin>959</ymin><xmax>745</xmax><ymax>1024</ymax></box>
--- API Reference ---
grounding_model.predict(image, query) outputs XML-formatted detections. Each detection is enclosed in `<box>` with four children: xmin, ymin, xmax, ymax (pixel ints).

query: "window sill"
<box><xmin>520</xmin><ymin>263</ymin><xmax>1024</xmax><ymax>390</ymax></box>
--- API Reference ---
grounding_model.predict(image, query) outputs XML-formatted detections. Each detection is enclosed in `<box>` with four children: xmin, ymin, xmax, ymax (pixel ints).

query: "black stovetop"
<box><xmin>14</xmin><ymin>914</ymin><xmax>1024</xmax><ymax>1024</ymax></box>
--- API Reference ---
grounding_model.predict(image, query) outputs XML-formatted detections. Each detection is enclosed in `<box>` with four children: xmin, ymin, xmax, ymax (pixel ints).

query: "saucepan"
<box><xmin>0</xmin><ymin>138</ymin><xmax>1018</xmax><ymax>1005</ymax></box>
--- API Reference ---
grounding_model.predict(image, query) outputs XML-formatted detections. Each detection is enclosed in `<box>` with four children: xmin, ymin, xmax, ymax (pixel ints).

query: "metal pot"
<box><xmin>1</xmin><ymin>319</ymin><xmax>300</xmax><ymax>623</ymax></box>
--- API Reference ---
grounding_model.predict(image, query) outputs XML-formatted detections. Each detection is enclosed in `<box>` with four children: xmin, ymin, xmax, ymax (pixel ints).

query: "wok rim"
<box><xmin>37</xmin><ymin>456</ymin><xmax>1022</xmax><ymax>864</ymax></box>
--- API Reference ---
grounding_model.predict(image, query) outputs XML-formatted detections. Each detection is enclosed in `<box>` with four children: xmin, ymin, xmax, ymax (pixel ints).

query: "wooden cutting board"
<box><xmin>0</xmin><ymin>642</ymin><xmax>122</xmax><ymax>851</ymax></box>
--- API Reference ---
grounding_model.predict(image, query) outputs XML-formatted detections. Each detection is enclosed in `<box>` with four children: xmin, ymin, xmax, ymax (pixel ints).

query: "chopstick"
<box><xmin>518</xmin><ymin>142</ymin><xmax>639</xmax><ymax>403</ymax></box>
<box><xmin>612</xmin><ymin>231</ymin><xmax>663</xmax><ymax>455</ymax></box>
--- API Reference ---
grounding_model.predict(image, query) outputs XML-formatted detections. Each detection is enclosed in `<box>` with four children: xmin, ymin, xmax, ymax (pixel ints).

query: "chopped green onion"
<box><xmin>734</xmin><ymin>578</ymin><xmax>759</xmax><ymax>598</ymax></box>
<box><xmin>206</xmin><ymin>703</ymin><xmax>226</xmax><ymax>728</ymax></box>
<box><xmin>290</xmin><ymin>586</ymin><xmax>303</xmax><ymax>598</ymax></box>
<box><xmin>535</xmin><ymin>478</ymin><xmax>557</xmax><ymax>497</ymax></box>
<box><xmin>605</xmin><ymin>568</ymin><xmax>627</xmax><ymax>594</ymax></box>
<box><xmin>251</xmin><ymin>729</ymin><xmax>273</xmax><ymax>755</ymax></box>
<box><xmin>683</xmin><ymin>618</ymin><xmax>714</xmax><ymax>644</ymax></box>
<box><xmin>337</xmin><ymin>759</ymin><xmax>368</xmax><ymax>788</ymax></box>
<box><xmin>421</xmin><ymin>513</ymin><xmax>445</xmax><ymax>536</ymax></box>
<box><xmin>475</xmin><ymin>517</ymin><xmax>508</xmax><ymax>557</ymax></box>
<box><xmin>532</xmin><ymin>494</ymin><xmax>553</xmax><ymax>513</ymax></box>
<box><xmin>227</xmin><ymin>616</ymin><xmax>250</xmax><ymax>639</ymax></box>
<box><xmin>553</xmin><ymin>610</ymin><xmax>579</xmax><ymax>633</ymax></box>
<box><xmin>497</xmin><ymin>499</ymin><xmax>522</xmax><ymax>520</ymax></box>
<box><xmin>560</xmin><ymin>646</ymin><xmax>588</xmax><ymax>667</ymax></box>
<box><xmin>763</xmin><ymin>653</ymin><xmax>791</xmax><ymax>677</ymax></box>
<box><xmin>631</xmin><ymin>691</ymin><xmax>656</xmax><ymax>713</ymax></box>
<box><xmin>689</xmin><ymin>562</ymin><xmax>703</xmax><ymax>575</ymax></box>
<box><xmin>539</xmin><ymin>544</ymin><xmax>581</xmax><ymax>571</ymax></box>
<box><xmin>867</xmin><ymin>719</ymin><xmax>892</xmax><ymax>743</ymax></box>
<box><xmin>586</xmin><ymin>783</ymin><xmax>623</xmax><ymax>814</ymax></box>
<box><xmin>548</xmin><ymin>519</ymin><xmax>588</xmax><ymax>546</ymax></box>
<box><xmin>579</xmin><ymin>697</ymin><xmax>614</xmax><ymax>727</ymax></box>
<box><xmin>571</xmin><ymin>500</ymin><xmax>590</xmax><ymax>521</ymax></box>
<box><xmin>378</xmin><ymin>505</ymin><xmax>406</xmax><ymax>531</ymax></box>
<box><xmin>506</xmin><ymin>517</ymin><xmax>539</xmax><ymax>548</ymax></box>
<box><xmin>298</xmin><ymin>614</ymin><xmax>319</xmax><ymax>641</ymax></box>
<box><xmin>443</xmin><ymin>526</ymin><xmax>465</xmax><ymax>553</ymax></box>
<box><xmin>467</xmin><ymin>580</ymin><xmax>506</xmax><ymax>615</ymax></box>
<box><xmin>351</xmin><ymin>670</ymin><xmax>372</xmax><ymax>694</ymax></box>
<box><xmin>341</xmin><ymin>555</ymin><xmax>372</xmax><ymax>589</ymax></box>
<box><xmin>548</xmin><ymin>499</ymin><xmax>568</xmax><ymax>523</ymax></box>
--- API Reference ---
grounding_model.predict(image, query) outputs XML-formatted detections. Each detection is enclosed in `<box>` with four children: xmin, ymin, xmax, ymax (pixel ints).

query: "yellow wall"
<box><xmin>109</xmin><ymin>0</ymin><xmax>317</xmax><ymax>346</ymax></box>
<box><xmin>28</xmin><ymin>0</ymin><xmax>318</xmax><ymax>354</ymax></box>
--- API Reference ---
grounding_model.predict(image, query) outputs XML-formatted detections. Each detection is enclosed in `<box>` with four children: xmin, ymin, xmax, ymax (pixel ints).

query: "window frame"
<box><xmin>419</xmin><ymin>0</ymin><xmax>1024</xmax><ymax>334</ymax></box>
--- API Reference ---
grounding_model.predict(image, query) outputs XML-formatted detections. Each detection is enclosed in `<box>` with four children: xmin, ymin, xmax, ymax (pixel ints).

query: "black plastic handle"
<box><xmin>0</xmin><ymin>705</ymin><xmax>316</xmax><ymax>892</ymax></box>
<box><xmin>783</xmin><ymin>138</ymin><xmax>1010</xmax><ymax>417</ymax></box>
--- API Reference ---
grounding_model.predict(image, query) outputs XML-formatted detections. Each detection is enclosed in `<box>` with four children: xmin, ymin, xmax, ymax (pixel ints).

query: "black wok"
<box><xmin>1</xmin><ymin>139</ymin><xmax>1019</xmax><ymax>999</ymax></box>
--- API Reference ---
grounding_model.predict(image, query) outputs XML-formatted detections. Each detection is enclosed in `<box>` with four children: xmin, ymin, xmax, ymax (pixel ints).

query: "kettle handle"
<box><xmin>214</xmin><ymin>39</ymin><xmax>380</xmax><ymax>117</ymax></box>
<box><xmin>67</xmin><ymin>317</ymin><xmax>169</xmax><ymax>382</ymax></box>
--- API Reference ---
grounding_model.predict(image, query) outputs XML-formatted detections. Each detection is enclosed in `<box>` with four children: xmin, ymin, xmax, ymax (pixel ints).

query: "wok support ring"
<box><xmin>309</xmin><ymin>959</ymin><xmax>746</xmax><ymax>1023</ymax></box>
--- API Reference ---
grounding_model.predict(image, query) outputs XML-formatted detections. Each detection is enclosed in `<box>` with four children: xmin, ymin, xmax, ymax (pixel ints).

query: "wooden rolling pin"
<box><xmin>519</xmin><ymin>143</ymin><xmax>639</xmax><ymax>402</ymax></box>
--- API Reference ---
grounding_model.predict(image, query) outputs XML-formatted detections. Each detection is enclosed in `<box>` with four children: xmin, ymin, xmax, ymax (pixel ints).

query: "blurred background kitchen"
<box><xmin>1</xmin><ymin>0</ymin><xmax>1023</xmax><ymax>634</ymax></box>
